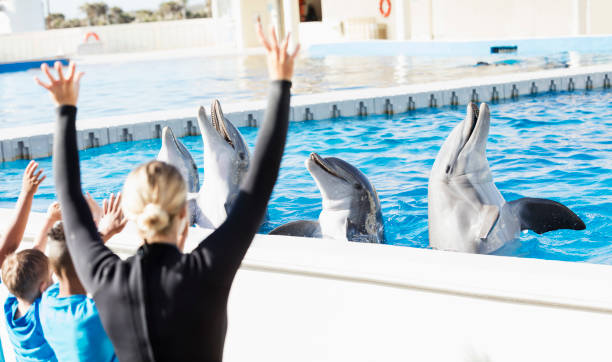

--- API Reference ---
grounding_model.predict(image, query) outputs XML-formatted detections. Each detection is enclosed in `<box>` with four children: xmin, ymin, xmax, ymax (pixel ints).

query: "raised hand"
<box><xmin>34</xmin><ymin>61</ymin><xmax>84</xmax><ymax>106</ymax></box>
<box><xmin>1</xmin><ymin>161</ymin><xmax>46</xmax><ymax>258</ymax></box>
<box><xmin>21</xmin><ymin>160</ymin><xmax>45</xmax><ymax>196</ymax></box>
<box><xmin>98</xmin><ymin>193</ymin><xmax>128</xmax><ymax>242</ymax></box>
<box><xmin>33</xmin><ymin>201</ymin><xmax>62</xmax><ymax>251</ymax></box>
<box><xmin>255</xmin><ymin>18</ymin><xmax>300</xmax><ymax>81</ymax></box>
<box><xmin>46</xmin><ymin>202</ymin><xmax>62</xmax><ymax>224</ymax></box>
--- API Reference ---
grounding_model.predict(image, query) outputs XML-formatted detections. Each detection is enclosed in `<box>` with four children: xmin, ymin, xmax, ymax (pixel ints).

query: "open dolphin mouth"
<box><xmin>211</xmin><ymin>100</ymin><xmax>234</xmax><ymax>148</ymax></box>
<box><xmin>465</xmin><ymin>102</ymin><xmax>480</xmax><ymax>144</ymax></box>
<box><xmin>310</xmin><ymin>153</ymin><xmax>341</xmax><ymax>178</ymax></box>
<box><xmin>444</xmin><ymin>103</ymin><xmax>483</xmax><ymax>176</ymax></box>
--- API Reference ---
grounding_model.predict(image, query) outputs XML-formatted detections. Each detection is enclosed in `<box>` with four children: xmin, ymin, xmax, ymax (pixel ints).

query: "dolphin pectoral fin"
<box><xmin>478</xmin><ymin>204</ymin><xmax>500</xmax><ymax>239</ymax></box>
<box><xmin>508</xmin><ymin>197</ymin><xmax>586</xmax><ymax>234</ymax></box>
<box><xmin>269</xmin><ymin>221</ymin><xmax>322</xmax><ymax>238</ymax></box>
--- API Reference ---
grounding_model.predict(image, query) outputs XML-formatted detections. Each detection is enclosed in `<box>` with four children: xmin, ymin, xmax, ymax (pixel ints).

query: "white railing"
<box><xmin>0</xmin><ymin>18</ymin><xmax>234</xmax><ymax>62</ymax></box>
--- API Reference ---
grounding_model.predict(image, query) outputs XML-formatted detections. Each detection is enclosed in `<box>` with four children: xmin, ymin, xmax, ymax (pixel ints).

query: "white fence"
<box><xmin>0</xmin><ymin>18</ymin><xmax>234</xmax><ymax>62</ymax></box>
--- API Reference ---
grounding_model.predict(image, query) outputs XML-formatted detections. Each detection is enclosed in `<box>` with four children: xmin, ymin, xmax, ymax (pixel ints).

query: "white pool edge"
<box><xmin>2</xmin><ymin>209</ymin><xmax>612</xmax><ymax>361</ymax></box>
<box><xmin>1</xmin><ymin>64</ymin><xmax>611</xmax><ymax>162</ymax></box>
<box><xmin>3</xmin><ymin>208</ymin><xmax>611</xmax><ymax>314</ymax></box>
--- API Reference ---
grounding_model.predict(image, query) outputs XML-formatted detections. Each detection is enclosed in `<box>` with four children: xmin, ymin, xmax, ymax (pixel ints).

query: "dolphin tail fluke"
<box><xmin>508</xmin><ymin>197</ymin><xmax>586</xmax><ymax>234</ymax></box>
<box><xmin>269</xmin><ymin>220</ymin><xmax>322</xmax><ymax>238</ymax></box>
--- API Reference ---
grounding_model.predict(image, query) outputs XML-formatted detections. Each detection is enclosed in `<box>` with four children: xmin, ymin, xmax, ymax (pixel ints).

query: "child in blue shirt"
<box><xmin>40</xmin><ymin>193</ymin><xmax>125</xmax><ymax>362</ymax></box>
<box><xmin>2</xmin><ymin>249</ymin><xmax>56</xmax><ymax>362</ymax></box>
<box><xmin>0</xmin><ymin>161</ymin><xmax>55</xmax><ymax>362</ymax></box>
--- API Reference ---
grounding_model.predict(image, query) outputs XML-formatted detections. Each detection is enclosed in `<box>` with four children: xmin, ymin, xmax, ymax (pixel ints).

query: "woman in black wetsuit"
<box><xmin>36</xmin><ymin>22</ymin><xmax>300</xmax><ymax>361</ymax></box>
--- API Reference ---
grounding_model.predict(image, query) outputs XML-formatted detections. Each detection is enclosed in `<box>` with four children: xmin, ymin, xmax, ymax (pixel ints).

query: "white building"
<box><xmin>214</xmin><ymin>0</ymin><xmax>612</xmax><ymax>48</ymax></box>
<box><xmin>0</xmin><ymin>0</ymin><xmax>45</xmax><ymax>35</ymax></box>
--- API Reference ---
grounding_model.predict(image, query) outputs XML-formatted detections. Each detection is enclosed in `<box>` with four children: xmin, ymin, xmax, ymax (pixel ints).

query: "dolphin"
<box><xmin>428</xmin><ymin>102</ymin><xmax>585</xmax><ymax>254</ymax></box>
<box><xmin>156</xmin><ymin>126</ymin><xmax>200</xmax><ymax>224</ymax></box>
<box><xmin>195</xmin><ymin>100</ymin><xmax>251</xmax><ymax>228</ymax></box>
<box><xmin>270</xmin><ymin>153</ymin><xmax>385</xmax><ymax>243</ymax></box>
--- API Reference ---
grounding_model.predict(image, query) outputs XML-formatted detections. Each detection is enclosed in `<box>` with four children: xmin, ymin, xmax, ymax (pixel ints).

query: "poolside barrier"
<box><xmin>1</xmin><ymin>208</ymin><xmax>611</xmax><ymax>361</ymax></box>
<box><xmin>0</xmin><ymin>64</ymin><xmax>611</xmax><ymax>162</ymax></box>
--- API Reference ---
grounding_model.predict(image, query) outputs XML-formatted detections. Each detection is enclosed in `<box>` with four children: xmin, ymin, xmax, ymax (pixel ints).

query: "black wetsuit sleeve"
<box><xmin>191</xmin><ymin>80</ymin><xmax>291</xmax><ymax>284</ymax></box>
<box><xmin>53</xmin><ymin>106</ymin><xmax>121</xmax><ymax>294</ymax></box>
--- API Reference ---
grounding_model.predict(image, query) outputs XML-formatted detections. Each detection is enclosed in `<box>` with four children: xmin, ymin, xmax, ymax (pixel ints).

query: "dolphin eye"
<box><xmin>354</xmin><ymin>184</ymin><xmax>362</xmax><ymax>190</ymax></box>
<box><xmin>239</xmin><ymin>152</ymin><xmax>245</xmax><ymax>160</ymax></box>
<box><xmin>445</xmin><ymin>165</ymin><xmax>451</xmax><ymax>173</ymax></box>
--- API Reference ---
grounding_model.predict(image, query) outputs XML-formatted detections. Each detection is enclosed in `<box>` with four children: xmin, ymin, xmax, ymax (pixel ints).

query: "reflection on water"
<box><xmin>0</xmin><ymin>51</ymin><xmax>611</xmax><ymax>128</ymax></box>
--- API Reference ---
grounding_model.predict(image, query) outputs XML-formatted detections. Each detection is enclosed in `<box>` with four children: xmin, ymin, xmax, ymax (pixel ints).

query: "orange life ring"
<box><xmin>379</xmin><ymin>0</ymin><xmax>391</xmax><ymax>17</ymax></box>
<box><xmin>84</xmin><ymin>32</ymin><xmax>100</xmax><ymax>43</ymax></box>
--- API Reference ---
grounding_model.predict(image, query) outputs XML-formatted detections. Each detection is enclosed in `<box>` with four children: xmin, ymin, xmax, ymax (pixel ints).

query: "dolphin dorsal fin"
<box><xmin>269</xmin><ymin>221</ymin><xmax>322</xmax><ymax>238</ymax></box>
<box><xmin>508</xmin><ymin>198</ymin><xmax>586</xmax><ymax>234</ymax></box>
<box><xmin>478</xmin><ymin>204</ymin><xmax>500</xmax><ymax>239</ymax></box>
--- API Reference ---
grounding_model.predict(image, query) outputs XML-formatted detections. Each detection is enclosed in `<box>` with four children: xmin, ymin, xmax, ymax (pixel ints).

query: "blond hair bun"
<box><xmin>137</xmin><ymin>203</ymin><xmax>169</xmax><ymax>235</ymax></box>
<box><xmin>122</xmin><ymin>161</ymin><xmax>187</xmax><ymax>241</ymax></box>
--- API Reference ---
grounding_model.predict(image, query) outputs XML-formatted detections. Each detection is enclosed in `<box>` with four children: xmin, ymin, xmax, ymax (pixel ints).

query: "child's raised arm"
<box><xmin>0</xmin><ymin>161</ymin><xmax>46</xmax><ymax>264</ymax></box>
<box><xmin>32</xmin><ymin>202</ymin><xmax>62</xmax><ymax>251</ymax></box>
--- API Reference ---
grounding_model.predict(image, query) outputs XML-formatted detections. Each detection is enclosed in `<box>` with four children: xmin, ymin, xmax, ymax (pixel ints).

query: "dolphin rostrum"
<box><xmin>428</xmin><ymin>102</ymin><xmax>585</xmax><ymax>254</ymax></box>
<box><xmin>195</xmin><ymin>100</ymin><xmax>251</xmax><ymax>228</ymax></box>
<box><xmin>157</xmin><ymin>126</ymin><xmax>200</xmax><ymax>224</ymax></box>
<box><xmin>270</xmin><ymin>153</ymin><xmax>385</xmax><ymax>243</ymax></box>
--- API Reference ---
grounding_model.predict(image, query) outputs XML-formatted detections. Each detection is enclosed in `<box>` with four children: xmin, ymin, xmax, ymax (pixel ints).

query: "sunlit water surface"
<box><xmin>1</xmin><ymin>49</ymin><xmax>612</xmax><ymax>127</ymax></box>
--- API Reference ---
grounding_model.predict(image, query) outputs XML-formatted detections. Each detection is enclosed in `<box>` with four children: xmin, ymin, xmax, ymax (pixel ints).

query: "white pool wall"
<box><xmin>0</xmin><ymin>18</ymin><xmax>233</xmax><ymax>62</ymax></box>
<box><xmin>1</xmin><ymin>64</ymin><xmax>611</xmax><ymax>162</ymax></box>
<box><xmin>0</xmin><ymin>209</ymin><xmax>611</xmax><ymax>362</ymax></box>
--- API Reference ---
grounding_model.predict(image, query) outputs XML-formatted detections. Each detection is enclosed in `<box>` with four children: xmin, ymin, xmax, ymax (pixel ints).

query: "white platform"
<box><xmin>1</xmin><ymin>208</ymin><xmax>611</xmax><ymax>361</ymax></box>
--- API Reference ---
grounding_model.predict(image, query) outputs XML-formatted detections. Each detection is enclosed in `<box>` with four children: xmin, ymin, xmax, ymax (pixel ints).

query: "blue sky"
<box><xmin>49</xmin><ymin>0</ymin><xmax>206</xmax><ymax>19</ymax></box>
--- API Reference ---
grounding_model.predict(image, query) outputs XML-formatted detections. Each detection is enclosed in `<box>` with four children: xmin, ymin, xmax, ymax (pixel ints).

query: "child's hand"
<box><xmin>34</xmin><ymin>61</ymin><xmax>84</xmax><ymax>107</ymax></box>
<box><xmin>98</xmin><ymin>193</ymin><xmax>127</xmax><ymax>242</ymax></box>
<box><xmin>46</xmin><ymin>202</ymin><xmax>62</xmax><ymax>223</ymax></box>
<box><xmin>21</xmin><ymin>160</ymin><xmax>45</xmax><ymax>196</ymax></box>
<box><xmin>255</xmin><ymin>18</ymin><xmax>300</xmax><ymax>81</ymax></box>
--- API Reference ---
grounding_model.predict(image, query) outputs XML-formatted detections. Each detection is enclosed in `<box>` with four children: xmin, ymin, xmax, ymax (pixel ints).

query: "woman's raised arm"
<box><xmin>37</xmin><ymin>62</ymin><xmax>121</xmax><ymax>294</ymax></box>
<box><xmin>191</xmin><ymin>21</ymin><xmax>300</xmax><ymax>283</ymax></box>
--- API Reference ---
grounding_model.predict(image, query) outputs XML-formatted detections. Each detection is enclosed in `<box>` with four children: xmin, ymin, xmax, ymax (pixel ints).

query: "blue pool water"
<box><xmin>0</xmin><ymin>90</ymin><xmax>610</xmax><ymax>264</ymax></box>
<box><xmin>1</xmin><ymin>47</ymin><xmax>612</xmax><ymax>128</ymax></box>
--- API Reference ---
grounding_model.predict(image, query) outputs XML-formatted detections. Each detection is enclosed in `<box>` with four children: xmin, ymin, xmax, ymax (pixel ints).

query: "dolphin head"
<box><xmin>197</xmin><ymin>101</ymin><xmax>250</xmax><ymax>226</ymax></box>
<box><xmin>428</xmin><ymin>103</ymin><xmax>502</xmax><ymax>252</ymax></box>
<box><xmin>306</xmin><ymin>153</ymin><xmax>384</xmax><ymax>243</ymax></box>
<box><xmin>430</xmin><ymin>102</ymin><xmax>491</xmax><ymax>182</ymax></box>
<box><xmin>156</xmin><ymin>126</ymin><xmax>199</xmax><ymax>193</ymax></box>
